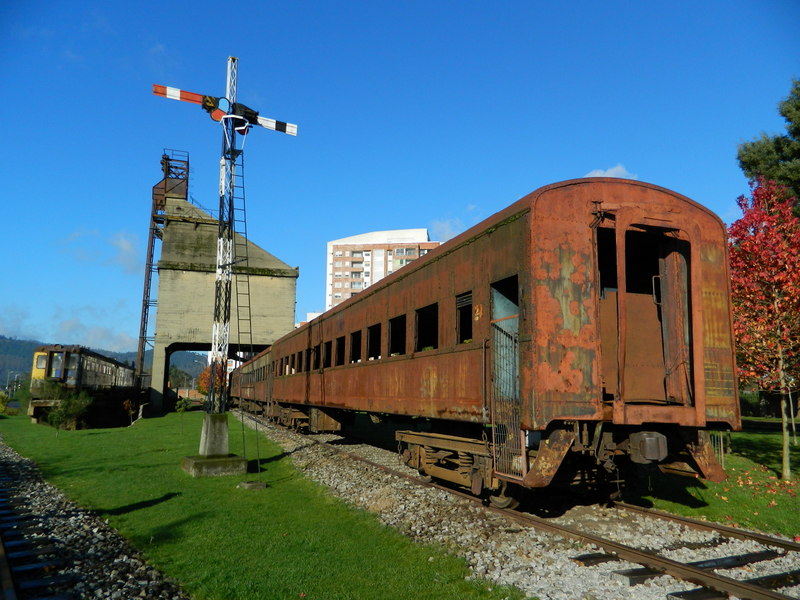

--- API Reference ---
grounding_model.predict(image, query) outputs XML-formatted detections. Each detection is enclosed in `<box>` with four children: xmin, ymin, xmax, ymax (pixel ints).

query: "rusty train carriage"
<box><xmin>230</xmin><ymin>178</ymin><xmax>740</xmax><ymax>503</ymax></box>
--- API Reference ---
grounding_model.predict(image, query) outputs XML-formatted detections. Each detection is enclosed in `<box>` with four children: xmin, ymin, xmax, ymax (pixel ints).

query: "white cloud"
<box><xmin>108</xmin><ymin>232</ymin><xmax>141</xmax><ymax>274</ymax></box>
<box><xmin>429</xmin><ymin>217</ymin><xmax>465</xmax><ymax>242</ymax></box>
<box><xmin>584</xmin><ymin>164</ymin><xmax>638</xmax><ymax>179</ymax></box>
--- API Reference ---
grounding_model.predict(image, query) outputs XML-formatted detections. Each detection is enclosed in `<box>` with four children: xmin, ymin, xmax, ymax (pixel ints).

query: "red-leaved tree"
<box><xmin>728</xmin><ymin>178</ymin><xmax>800</xmax><ymax>480</ymax></box>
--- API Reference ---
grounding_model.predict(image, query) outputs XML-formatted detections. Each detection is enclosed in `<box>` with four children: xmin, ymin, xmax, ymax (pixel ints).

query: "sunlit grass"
<box><xmin>0</xmin><ymin>412</ymin><xmax>525</xmax><ymax>600</ymax></box>
<box><xmin>639</xmin><ymin>430</ymin><xmax>799</xmax><ymax>537</ymax></box>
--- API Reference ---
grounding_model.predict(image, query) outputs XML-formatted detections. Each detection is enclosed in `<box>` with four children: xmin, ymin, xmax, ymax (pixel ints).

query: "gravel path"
<box><xmin>0</xmin><ymin>437</ymin><xmax>191</xmax><ymax>600</ymax></box>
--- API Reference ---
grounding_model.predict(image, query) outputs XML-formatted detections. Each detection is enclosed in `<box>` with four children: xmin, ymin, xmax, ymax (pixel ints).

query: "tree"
<box><xmin>737</xmin><ymin>79</ymin><xmax>800</xmax><ymax>201</ymax></box>
<box><xmin>169</xmin><ymin>365</ymin><xmax>192</xmax><ymax>389</ymax></box>
<box><xmin>728</xmin><ymin>178</ymin><xmax>800</xmax><ymax>480</ymax></box>
<box><xmin>44</xmin><ymin>382</ymin><xmax>92</xmax><ymax>435</ymax></box>
<box><xmin>196</xmin><ymin>365</ymin><xmax>211</xmax><ymax>396</ymax></box>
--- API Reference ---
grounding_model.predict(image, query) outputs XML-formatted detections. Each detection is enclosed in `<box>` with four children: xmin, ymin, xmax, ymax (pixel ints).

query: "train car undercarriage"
<box><xmin>234</xmin><ymin>397</ymin><xmax>726</xmax><ymax>508</ymax></box>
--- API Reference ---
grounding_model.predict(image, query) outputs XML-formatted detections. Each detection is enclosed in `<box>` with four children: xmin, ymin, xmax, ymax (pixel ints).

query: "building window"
<box><xmin>389</xmin><ymin>314</ymin><xmax>406</xmax><ymax>356</ymax></box>
<box><xmin>405</xmin><ymin>248</ymin><xmax>417</xmax><ymax>256</ymax></box>
<box><xmin>335</xmin><ymin>251</ymin><xmax>343</xmax><ymax>257</ymax></box>
<box><xmin>351</xmin><ymin>281</ymin><xmax>363</xmax><ymax>289</ymax></box>
<box><xmin>352</xmin><ymin>250</ymin><xmax>363</xmax><ymax>258</ymax></box>
<box><xmin>415</xmin><ymin>303</ymin><xmax>438</xmax><ymax>351</ymax></box>
<box><xmin>335</xmin><ymin>261</ymin><xmax>343</xmax><ymax>267</ymax></box>
<box><xmin>456</xmin><ymin>292</ymin><xmax>473</xmax><ymax>343</ymax></box>
<box><xmin>335</xmin><ymin>282</ymin><xmax>342</xmax><ymax>288</ymax></box>
<box><xmin>350</xmin><ymin>330</ymin><xmax>362</xmax><ymax>363</ymax></box>
<box><xmin>420</xmin><ymin>249</ymin><xmax>428</xmax><ymax>256</ymax></box>
<box><xmin>351</xmin><ymin>271</ymin><xmax>362</xmax><ymax>279</ymax></box>
<box><xmin>395</xmin><ymin>248</ymin><xmax>406</xmax><ymax>256</ymax></box>
<box><xmin>335</xmin><ymin>336</ymin><xmax>345</xmax><ymax>366</ymax></box>
<box><xmin>351</xmin><ymin>261</ymin><xmax>363</xmax><ymax>269</ymax></box>
<box><xmin>367</xmin><ymin>323</ymin><xmax>381</xmax><ymax>360</ymax></box>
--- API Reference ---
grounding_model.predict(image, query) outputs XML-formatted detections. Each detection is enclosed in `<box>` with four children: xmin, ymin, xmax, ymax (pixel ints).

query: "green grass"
<box><xmin>0</xmin><ymin>412</ymin><xmax>525</xmax><ymax>600</ymax></box>
<box><xmin>633</xmin><ymin>431</ymin><xmax>799</xmax><ymax>537</ymax></box>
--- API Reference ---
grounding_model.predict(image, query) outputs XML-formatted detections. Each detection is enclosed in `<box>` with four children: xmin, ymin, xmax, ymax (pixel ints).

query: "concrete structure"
<box><xmin>325</xmin><ymin>229</ymin><xmax>440</xmax><ymax>310</ymax></box>
<box><xmin>149</xmin><ymin>192</ymin><xmax>298</xmax><ymax>411</ymax></box>
<box><xmin>181</xmin><ymin>413</ymin><xmax>248</xmax><ymax>477</ymax></box>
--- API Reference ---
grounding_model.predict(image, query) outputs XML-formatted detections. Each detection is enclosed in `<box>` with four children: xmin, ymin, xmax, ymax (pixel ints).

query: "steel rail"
<box><xmin>612</xmin><ymin>501</ymin><xmax>800</xmax><ymax>554</ymax></box>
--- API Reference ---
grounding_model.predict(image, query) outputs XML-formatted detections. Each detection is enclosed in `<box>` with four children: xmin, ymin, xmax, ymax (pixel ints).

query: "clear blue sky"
<box><xmin>1</xmin><ymin>1</ymin><xmax>798</xmax><ymax>352</ymax></box>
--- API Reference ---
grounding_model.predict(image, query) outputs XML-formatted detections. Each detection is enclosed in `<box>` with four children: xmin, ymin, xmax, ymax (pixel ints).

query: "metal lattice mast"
<box><xmin>153</xmin><ymin>56</ymin><xmax>298</xmax><ymax>414</ymax></box>
<box><xmin>207</xmin><ymin>57</ymin><xmax>248</xmax><ymax>413</ymax></box>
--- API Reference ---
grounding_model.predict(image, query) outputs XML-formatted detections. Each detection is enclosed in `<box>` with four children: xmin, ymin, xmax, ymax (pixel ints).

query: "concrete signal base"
<box><xmin>181</xmin><ymin>413</ymin><xmax>247</xmax><ymax>477</ymax></box>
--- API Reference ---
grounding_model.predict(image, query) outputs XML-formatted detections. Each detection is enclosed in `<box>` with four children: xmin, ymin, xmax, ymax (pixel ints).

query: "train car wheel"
<box><xmin>488</xmin><ymin>482</ymin><xmax>520</xmax><ymax>510</ymax></box>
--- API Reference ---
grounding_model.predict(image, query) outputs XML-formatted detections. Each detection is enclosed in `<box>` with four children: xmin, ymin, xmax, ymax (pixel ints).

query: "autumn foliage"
<box><xmin>196</xmin><ymin>365</ymin><xmax>211</xmax><ymax>396</ymax></box>
<box><xmin>728</xmin><ymin>178</ymin><xmax>800</xmax><ymax>389</ymax></box>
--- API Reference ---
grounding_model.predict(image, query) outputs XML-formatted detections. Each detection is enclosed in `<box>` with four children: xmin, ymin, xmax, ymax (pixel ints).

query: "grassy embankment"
<box><xmin>0</xmin><ymin>410</ymin><xmax>525</xmax><ymax>600</ymax></box>
<box><xmin>637</xmin><ymin>425</ymin><xmax>799</xmax><ymax>537</ymax></box>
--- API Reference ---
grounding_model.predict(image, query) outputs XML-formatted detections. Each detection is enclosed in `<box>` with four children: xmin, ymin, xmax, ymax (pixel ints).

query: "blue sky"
<box><xmin>1</xmin><ymin>1</ymin><xmax>798</xmax><ymax>352</ymax></box>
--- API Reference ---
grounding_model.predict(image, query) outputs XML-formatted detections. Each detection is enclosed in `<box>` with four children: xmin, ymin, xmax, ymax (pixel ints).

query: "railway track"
<box><xmin>236</xmin><ymin>409</ymin><xmax>800</xmax><ymax>600</ymax></box>
<box><xmin>0</xmin><ymin>467</ymin><xmax>72</xmax><ymax>600</ymax></box>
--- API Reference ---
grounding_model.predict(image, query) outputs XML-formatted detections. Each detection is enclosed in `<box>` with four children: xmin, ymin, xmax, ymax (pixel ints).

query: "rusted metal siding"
<box><xmin>529</xmin><ymin>184</ymin><xmax>602</xmax><ymax>429</ymax></box>
<box><xmin>233</xmin><ymin>178</ymin><xmax>740</xmax><ymax>437</ymax></box>
<box><xmin>527</xmin><ymin>179</ymin><xmax>739</xmax><ymax>431</ymax></box>
<box><xmin>267</xmin><ymin>207</ymin><xmax>533</xmax><ymax>424</ymax></box>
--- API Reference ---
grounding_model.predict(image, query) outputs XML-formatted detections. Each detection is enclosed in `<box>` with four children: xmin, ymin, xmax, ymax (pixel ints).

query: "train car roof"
<box><xmin>33</xmin><ymin>344</ymin><xmax>134</xmax><ymax>370</ymax></box>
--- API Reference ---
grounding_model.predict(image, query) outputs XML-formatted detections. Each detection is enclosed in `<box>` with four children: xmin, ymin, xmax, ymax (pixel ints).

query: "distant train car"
<box><xmin>29</xmin><ymin>344</ymin><xmax>136</xmax><ymax>423</ymax></box>
<box><xmin>230</xmin><ymin>178</ymin><xmax>740</xmax><ymax>506</ymax></box>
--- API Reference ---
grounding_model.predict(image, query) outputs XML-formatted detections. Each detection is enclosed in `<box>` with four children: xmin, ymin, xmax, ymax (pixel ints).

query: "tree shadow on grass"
<box><xmin>623</xmin><ymin>469</ymin><xmax>709</xmax><ymax>509</ymax></box>
<box><xmin>729</xmin><ymin>433</ymin><xmax>798</xmax><ymax>477</ymax></box>
<box><xmin>131</xmin><ymin>511</ymin><xmax>214</xmax><ymax>548</ymax></box>
<box><xmin>95</xmin><ymin>492</ymin><xmax>183</xmax><ymax>516</ymax></box>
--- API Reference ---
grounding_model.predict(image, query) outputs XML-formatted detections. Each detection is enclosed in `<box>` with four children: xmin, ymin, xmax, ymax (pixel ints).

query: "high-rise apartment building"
<box><xmin>326</xmin><ymin>229</ymin><xmax>440</xmax><ymax>310</ymax></box>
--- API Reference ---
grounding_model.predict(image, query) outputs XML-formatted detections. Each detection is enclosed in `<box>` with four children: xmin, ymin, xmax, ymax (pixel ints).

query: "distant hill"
<box><xmin>0</xmin><ymin>336</ymin><xmax>207</xmax><ymax>382</ymax></box>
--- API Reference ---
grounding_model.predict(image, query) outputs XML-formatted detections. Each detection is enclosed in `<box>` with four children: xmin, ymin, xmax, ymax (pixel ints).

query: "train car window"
<box><xmin>323</xmin><ymin>341</ymin><xmax>332</xmax><ymax>368</ymax></box>
<box><xmin>367</xmin><ymin>323</ymin><xmax>382</xmax><ymax>360</ymax></box>
<box><xmin>456</xmin><ymin>292</ymin><xmax>473</xmax><ymax>344</ymax></box>
<box><xmin>290</xmin><ymin>354</ymin><xmax>296</xmax><ymax>374</ymax></box>
<box><xmin>36</xmin><ymin>355</ymin><xmax>46</xmax><ymax>369</ymax></box>
<box><xmin>66</xmin><ymin>354</ymin><xmax>79</xmax><ymax>386</ymax></box>
<box><xmin>335</xmin><ymin>336</ymin><xmax>345</xmax><ymax>366</ymax></box>
<box><xmin>48</xmin><ymin>352</ymin><xmax>64</xmax><ymax>378</ymax></box>
<box><xmin>415</xmin><ymin>303</ymin><xmax>439</xmax><ymax>351</ymax></box>
<box><xmin>389</xmin><ymin>315</ymin><xmax>406</xmax><ymax>356</ymax></box>
<box><xmin>491</xmin><ymin>276</ymin><xmax>519</xmax><ymax>320</ymax></box>
<box><xmin>350</xmin><ymin>330</ymin><xmax>363</xmax><ymax>363</ymax></box>
<box><xmin>313</xmin><ymin>344</ymin><xmax>321</xmax><ymax>370</ymax></box>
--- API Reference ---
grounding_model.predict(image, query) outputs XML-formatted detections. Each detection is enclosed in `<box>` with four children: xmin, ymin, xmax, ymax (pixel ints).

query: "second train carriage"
<box><xmin>230</xmin><ymin>178</ymin><xmax>740</xmax><ymax>503</ymax></box>
<box><xmin>29</xmin><ymin>344</ymin><xmax>136</xmax><ymax>423</ymax></box>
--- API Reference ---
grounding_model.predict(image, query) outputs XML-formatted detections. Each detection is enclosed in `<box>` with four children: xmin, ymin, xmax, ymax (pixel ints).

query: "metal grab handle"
<box><xmin>652</xmin><ymin>275</ymin><xmax>662</xmax><ymax>305</ymax></box>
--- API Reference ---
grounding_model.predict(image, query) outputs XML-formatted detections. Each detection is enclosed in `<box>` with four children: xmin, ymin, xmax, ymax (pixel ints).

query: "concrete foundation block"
<box><xmin>181</xmin><ymin>454</ymin><xmax>248</xmax><ymax>477</ymax></box>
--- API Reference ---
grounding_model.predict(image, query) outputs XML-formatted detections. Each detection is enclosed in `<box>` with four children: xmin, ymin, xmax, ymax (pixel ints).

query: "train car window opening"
<box><xmin>415</xmin><ymin>303</ymin><xmax>439</xmax><ymax>351</ymax></box>
<box><xmin>367</xmin><ymin>323</ymin><xmax>382</xmax><ymax>360</ymax></box>
<box><xmin>491</xmin><ymin>276</ymin><xmax>519</xmax><ymax>322</ymax></box>
<box><xmin>297</xmin><ymin>351</ymin><xmax>305</xmax><ymax>373</ymax></box>
<box><xmin>389</xmin><ymin>315</ymin><xmax>407</xmax><ymax>356</ymax></box>
<box><xmin>335</xmin><ymin>336</ymin><xmax>346</xmax><ymax>366</ymax></box>
<box><xmin>323</xmin><ymin>341</ymin><xmax>333</xmax><ymax>368</ymax></box>
<box><xmin>456</xmin><ymin>292</ymin><xmax>473</xmax><ymax>344</ymax></box>
<box><xmin>313</xmin><ymin>344</ymin><xmax>322</xmax><ymax>370</ymax></box>
<box><xmin>596</xmin><ymin>227</ymin><xmax>618</xmax><ymax>298</ymax></box>
<box><xmin>48</xmin><ymin>352</ymin><xmax>64</xmax><ymax>378</ymax></box>
<box><xmin>350</xmin><ymin>331</ymin><xmax>363</xmax><ymax>363</ymax></box>
<box><xmin>290</xmin><ymin>354</ymin><xmax>296</xmax><ymax>375</ymax></box>
<box><xmin>36</xmin><ymin>355</ymin><xmax>46</xmax><ymax>369</ymax></box>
